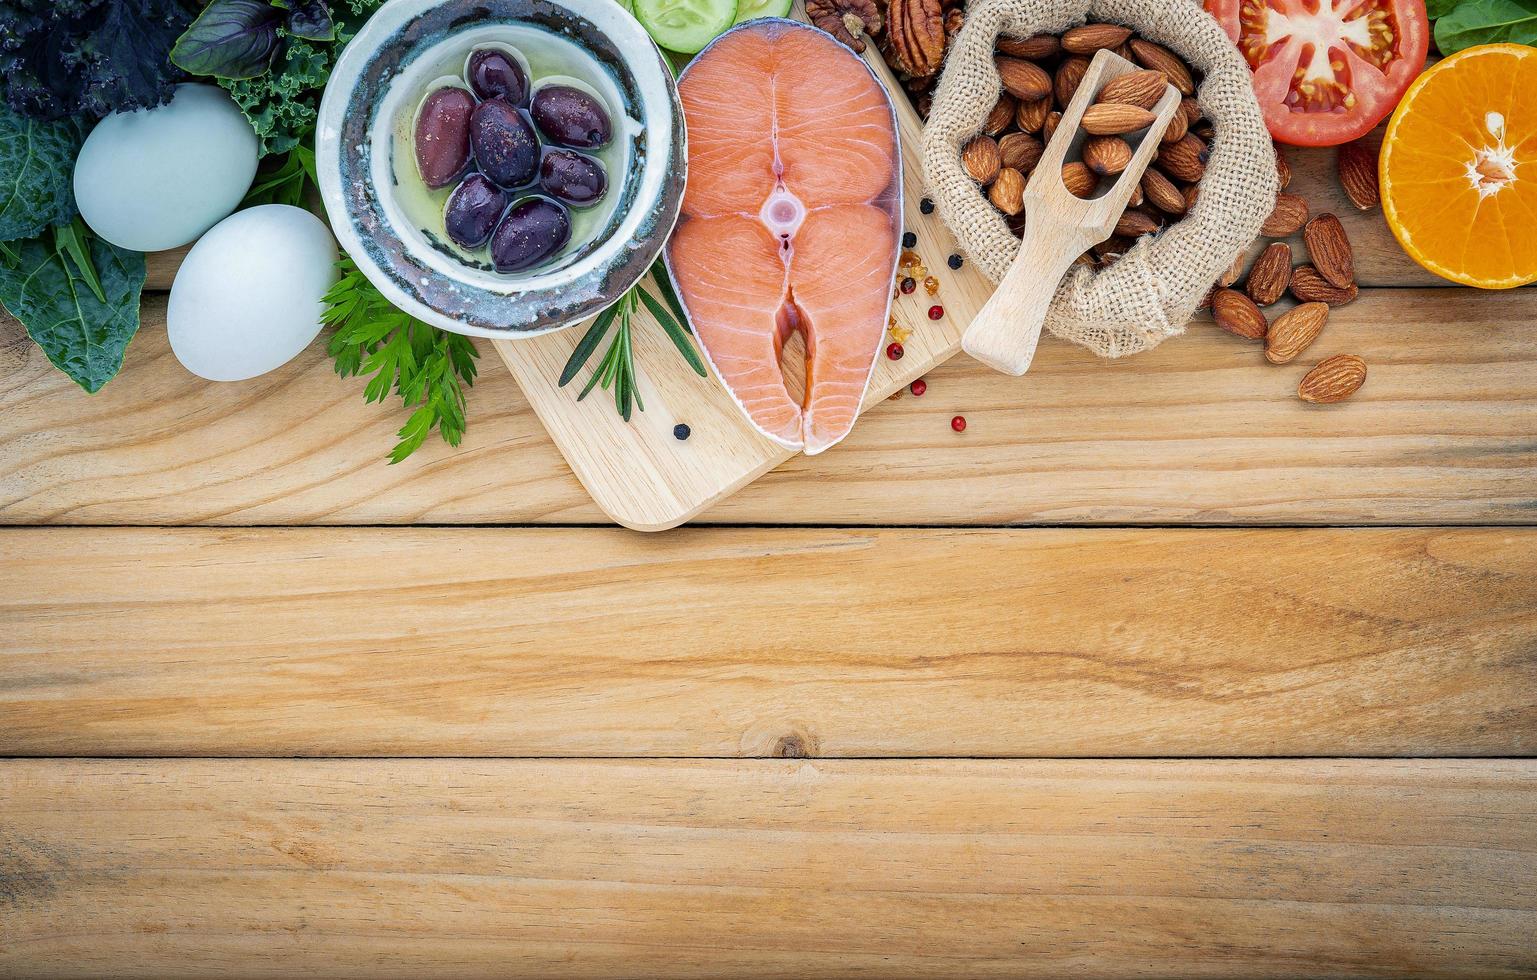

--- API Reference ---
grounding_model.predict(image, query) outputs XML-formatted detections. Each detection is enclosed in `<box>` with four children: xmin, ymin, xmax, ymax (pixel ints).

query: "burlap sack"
<box><xmin>922</xmin><ymin>0</ymin><xmax>1277</xmax><ymax>357</ymax></box>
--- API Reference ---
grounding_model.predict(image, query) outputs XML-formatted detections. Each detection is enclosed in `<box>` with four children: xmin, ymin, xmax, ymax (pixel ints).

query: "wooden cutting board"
<box><xmin>494</xmin><ymin>12</ymin><xmax>992</xmax><ymax>530</ymax></box>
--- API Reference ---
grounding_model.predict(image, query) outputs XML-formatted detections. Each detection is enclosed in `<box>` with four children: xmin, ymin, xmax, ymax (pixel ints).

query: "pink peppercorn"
<box><xmin>951</xmin><ymin>415</ymin><xmax>967</xmax><ymax>432</ymax></box>
<box><xmin>928</xmin><ymin>305</ymin><xmax>944</xmax><ymax>321</ymax></box>
<box><xmin>886</xmin><ymin>342</ymin><xmax>904</xmax><ymax>361</ymax></box>
<box><xmin>910</xmin><ymin>378</ymin><xmax>927</xmax><ymax>396</ymax></box>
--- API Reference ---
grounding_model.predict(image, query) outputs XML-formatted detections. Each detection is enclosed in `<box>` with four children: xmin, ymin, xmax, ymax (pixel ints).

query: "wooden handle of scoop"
<box><xmin>961</xmin><ymin>215</ymin><xmax>1097</xmax><ymax>377</ymax></box>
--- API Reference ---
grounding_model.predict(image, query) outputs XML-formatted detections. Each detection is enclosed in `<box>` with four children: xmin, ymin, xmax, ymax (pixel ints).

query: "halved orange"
<box><xmin>1380</xmin><ymin>43</ymin><xmax>1537</xmax><ymax>289</ymax></box>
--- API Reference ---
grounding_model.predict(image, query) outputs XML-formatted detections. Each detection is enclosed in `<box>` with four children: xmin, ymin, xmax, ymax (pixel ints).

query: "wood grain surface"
<box><xmin>3</xmin><ymin>758</ymin><xmax>1534</xmax><ymax>978</ymax></box>
<box><xmin>4</xmin><ymin>287</ymin><xmax>1534</xmax><ymax>526</ymax></box>
<box><xmin>3</xmin><ymin>526</ymin><xmax>1533</xmax><ymax>757</ymax></box>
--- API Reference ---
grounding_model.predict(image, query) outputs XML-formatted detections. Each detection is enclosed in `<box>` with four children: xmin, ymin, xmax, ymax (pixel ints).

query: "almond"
<box><xmin>996</xmin><ymin>56</ymin><xmax>1053</xmax><ymax>101</ymax></box>
<box><xmin>1290</xmin><ymin>264</ymin><xmax>1359</xmax><ymax>305</ymax></box>
<box><xmin>1275</xmin><ymin>145</ymin><xmax>1293</xmax><ymax>190</ymax></box>
<box><xmin>1211</xmin><ymin>288</ymin><xmax>1268</xmax><ymax>341</ymax></box>
<box><xmin>989</xmin><ymin>166</ymin><xmax>1026</xmax><ymax>215</ymax></box>
<box><xmin>1014</xmin><ymin>97</ymin><xmax>1051</xmax><ymax>134</ymax></box>
<box><xmin>1182</xmin><ymin>182</ymin><xmax>1201</xmax><ymax>212</ymax></box>
<box><xmin>1097</xmin><ymin>69</ymin><xmax>1167</xmax><ymax>110</ymax></box>
<box><xmin>1157</xmin><ymin>134</ymin><xmax>1207</xmax><ymax>182</ymax></box>
<box><xmin>1159</xmin><ymin>103</ymin><xmax>1189</xmax><ymax>143</ymax></box>
<box><xmin>1337</xmin><ymin>138</ymin><xmax>1381</xmax><ymax>210</ymax></box>
<box><xmin>1298</xmin><ymin>354</ymin><xmax>1367</xmax><ymax>404</ymax></box>
<box><xmin>1244</xmin><ymin>241</ymin><xmax>1292</xmax><ymax>306</ymax></box>
<box><xmin>1128</xmin><ymin>182</ymin><xmax>1144</xmax><ymax>208</ymax></box>
<box><xmin>1261</xmin><ymin>192</ymin><xmax>1309</xmax><ymax>237</ymax></box>
<box><xmin>998</xmin><ymin>132</ymin><xmax>1044</xmax><ymax>173</ymax></box>
<box><xmin>983</xmin><ymin>94</ymin><xmax>1017</xmax><ymax>135</ymax></box>
<box><xmin>1218</xmin><ymin>250</ymin><xmax>1247</xmax><ymax>288</ymax></box>
<box><xmin>962</xmin><ymin>135</ymin><xmax>1002</xmax><ymax>184</ymax></box>
<box><xmin>1055</xmin><ymin>57</ymin><xmax>1091</xmax><ymax>109</ymax></box>
<box><xmin>1304</xmin><ymin>213</ymin><xmax>1354</xmax><ymax>289</ymax></box>
<box><xmin>1141</xmin><ymin>167</ymin><xmax>1186</xmax><ymax>215</ymax></box>
<box><xmin>1129</xmin><ymin>38</ymin><xmax>1195</xmax><ymax>95</ymax></box>
<box><xmin>1080</xmin><ymin>103</ymin><xmax>1156</xmax><ymax>135</ymax></box>
<box><xmin>1043</xmin><ymin>110</ymin><xmax>1062</xmax><ymax>142</ymax></box>
<box><xmin>1062</xmin><ymin>22</ymin><xmax>1132</xmax><ymax>54</ymax></box>
<box><xmin>1083</xmin><ymin>135</ymin><xmax>1133</xmax><ymax>176</ymax></box>
<box><xmin>1265</xmin><ymin>302</ymin><xmax>1329</xmax><ymax>364</ymax></box>
<box><xmin>1114</xmin><ymin>208</ymin><xmax>1162</xmax><ymax>238</ymax></box>
<box><xmin>997</xmin><ymin>34</ymin><xmax>1061</xmax><ymax>60</ymax></box>
<box><xmin>1061</xmin><ymin>161</ymin><xmax>1098</xmax><ymax>198</ymax></box>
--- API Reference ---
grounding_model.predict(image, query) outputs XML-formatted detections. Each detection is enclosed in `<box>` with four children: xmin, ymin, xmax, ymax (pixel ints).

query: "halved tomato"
<box><xmin>1205</xmin><ymin>0</ymin><xmax>1429</xmax><ymax>146</ymax></box>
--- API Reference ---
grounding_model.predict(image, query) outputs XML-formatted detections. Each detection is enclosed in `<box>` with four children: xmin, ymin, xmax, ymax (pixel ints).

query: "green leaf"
<box><xmin>170</xmin><ymin>0</ymin><xmax>287</xmax><ymax>80</ymax></box>
<box><xmin>321</xmin><ymin>257</ymin><xmax>480</xmax><ymax>462</ymax></box>
<box><xmin>52</xmin><ymin>218</ymin><xmax>107</xmax><ymax>305</ymax></box>
<box><xmin>648</xmin><ymin>257</ymin><xmax>690</xmax><ymax>333</ymax></box>
<box><xmin>240</xmin><ymin>144</ymin><xmax>314</xmax><ymax>207</ymax></box>
<box><xmin>0</xmin><ymin>107</ymin><xmax>82</xmax><ymax>242</ymax></box>
<box><xmin>0</xmin><ymin>230</ymin><xmax>145</xmax><ymax>393</ymax></box>
<box><xmin>219</xmin><ymin>36</ymin><xmax>333</xmax><ymax>156</ymax></box>
<box><xmin>1427</xmin><ymin>0</ymin><xmax>1463</xmax><ymax>18</ymax></box>
<box><xmin>1434</xmin><ymin>0</ymin><xmax>1537</xmax><ymax>52</ymax></box>
<box><xmin>637</xmin><ymin>286</ymin><xmax>707</xmax><ymax>378</ymax></box>
<box><xmin>559</xmin><ymin>302</ymin><xmax>620</xmax><ymax>386</ymax></box>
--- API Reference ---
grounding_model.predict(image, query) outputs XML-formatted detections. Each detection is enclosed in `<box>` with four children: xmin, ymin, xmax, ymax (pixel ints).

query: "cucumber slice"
<box><xmin>732</xmin><ymin>0</ymin><xmax>791</xmax><ymax>24</ymax></box>
<box><xmin>634</xmin><ymin>0</ymin><xmax>736</xmax><ymax>53</ymax></box>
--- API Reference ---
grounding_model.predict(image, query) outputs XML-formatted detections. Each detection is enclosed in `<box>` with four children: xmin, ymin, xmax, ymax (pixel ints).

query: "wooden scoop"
<box><xmin>961</xmin><ymin>49</ymin><xmax>1183</xmax><ymax>377</ymax></box>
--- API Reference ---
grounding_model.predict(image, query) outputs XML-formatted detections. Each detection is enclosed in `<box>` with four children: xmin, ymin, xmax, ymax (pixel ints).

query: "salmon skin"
<box><xmin>665</xmin><ymin>18</ymin><xmax>901</xmax><ymax>455</ymax></box>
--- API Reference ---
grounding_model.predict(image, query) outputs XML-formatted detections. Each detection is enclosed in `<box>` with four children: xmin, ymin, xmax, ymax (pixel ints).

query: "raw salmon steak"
<box><xmin>666</xmin><ymin>19</ymin><xmax>901</xmax><ymax>455</ymax></box>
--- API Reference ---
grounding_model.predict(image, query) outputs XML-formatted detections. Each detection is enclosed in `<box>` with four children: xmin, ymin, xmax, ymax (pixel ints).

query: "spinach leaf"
<box><xmin>1434</xmin><ymin>0</ymin><xmax>1537</xmax><ymax>52</ymax></box>
<box><xmin>0</xmin><ymin>223</ymin><xmax>145</xmax><ymax>393</ymax></box>
<box><xmin>170</xmin><ymin>0</ymin><xmax>289</xmax><ymax>80</ymax></box>
<box><xmin>1427</xmin><ymin>0</ymin><xmax>1462</xmax><ymax>18</ymax></box>
<box><xmin>0</xmin><ymin>108</ymin><xmax>83</xmax><ymax>241</ymax></box>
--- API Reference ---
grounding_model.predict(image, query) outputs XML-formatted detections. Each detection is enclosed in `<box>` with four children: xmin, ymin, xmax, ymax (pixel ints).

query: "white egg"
<box><xmin>74</xmin><ymin>84</ymin><xmax>259</xmax><ymax>252</ymax></box>
<box><xmin>168</xmin><ymin>206</ymin><xmax>338</xmax><ymax>382</ymax></box>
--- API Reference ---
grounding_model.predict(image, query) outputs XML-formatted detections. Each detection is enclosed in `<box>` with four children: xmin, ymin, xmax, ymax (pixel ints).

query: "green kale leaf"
<box><xmin>0</xmin><ymin>107</ymin><xmax>83</xmax><ymax>241</ymax></box>
<box><xmin>0</xmin><ymin>222</ymin><xmax>145</xmax><ymax>393</ymax></box>
<box><xmin>0</xmin><ymin>0</ymin><xmax>192</xmax><ymax>121</ymax></box>
<box><xmin>1434</xmin><ymin>0</ymin><xmax>1537</xmax><ymax>52</ymax></box>
<box><xmin>219</xmin><ymin>36</ymin><xmax>333</xmax><ymax>156</ymax></box>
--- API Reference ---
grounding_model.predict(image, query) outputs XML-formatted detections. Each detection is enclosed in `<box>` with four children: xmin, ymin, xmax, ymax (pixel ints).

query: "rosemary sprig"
<box><xmin>560</xmin><ymin>258</ymin><xmax>706</xmax><ymax>420</ymax></box>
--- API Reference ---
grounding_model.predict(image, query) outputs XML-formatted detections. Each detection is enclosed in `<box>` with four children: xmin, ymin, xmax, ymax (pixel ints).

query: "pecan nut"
<box><xmin>806</xmin><ymin>0</ymin><xmax>883</xmax><ymax>53</ymax></box>
<box><xmin>885</xmin><ymin>0</ymin><xmax>946</xmax><ymax>78</ymax></box>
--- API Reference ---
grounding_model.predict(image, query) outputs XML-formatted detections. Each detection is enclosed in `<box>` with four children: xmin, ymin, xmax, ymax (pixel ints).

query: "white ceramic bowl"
<box><xmin>316</xmin><ymin>0</ymin><xmax>685</xmax><ymax>338</ymax></box>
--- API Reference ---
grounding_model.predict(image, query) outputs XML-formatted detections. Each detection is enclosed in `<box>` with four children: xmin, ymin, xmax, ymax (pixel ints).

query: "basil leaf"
<box><xmin>170</xmin><ymin>0</ymin><xmax>286</xmax><ymax>80</ymax></box>
<box><xmin>283</xmin><ymin>0</ymin><xmax>336</xmax><ymax>41</ymax></box>
<box><xmin>0</xmin><ymin>108</ymin><xmax>82</xmax><ymax>241</ymax></box>
<box><xmin>1434</xmin><ymin>0</ymin><xmax>1537</xmax><ymax>52</ymax></box>
<box><xmin>0</xmin><ymin>228</ymin><xmax>145</xmax><ymax>393</ymax></box>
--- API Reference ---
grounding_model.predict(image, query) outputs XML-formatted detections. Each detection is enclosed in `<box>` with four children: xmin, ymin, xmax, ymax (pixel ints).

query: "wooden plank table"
<box><xmin>3</xmin><ymin>138</ymin><xmax>1535</xmax><ymax>977</ymax></box>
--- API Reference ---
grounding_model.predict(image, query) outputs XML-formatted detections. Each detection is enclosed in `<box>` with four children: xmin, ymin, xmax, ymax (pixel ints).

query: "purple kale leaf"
<box><xmin>0</xmin><ymin>0</ymin><xmax>194</xmax><ymax>121</ymax></box>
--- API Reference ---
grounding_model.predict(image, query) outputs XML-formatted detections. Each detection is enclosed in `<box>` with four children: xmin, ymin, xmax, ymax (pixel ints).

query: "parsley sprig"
<box><xmin>321</xmin><ymin>257</ymin><xmax>479</xmax><ymax>463</ymax></box>
<box><xmin>559</xmin><ymin>259</ymin><xmax>706</xmax><ymax>420</ymax></box>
